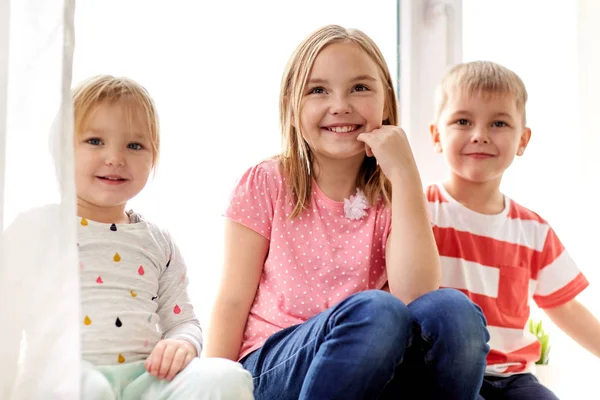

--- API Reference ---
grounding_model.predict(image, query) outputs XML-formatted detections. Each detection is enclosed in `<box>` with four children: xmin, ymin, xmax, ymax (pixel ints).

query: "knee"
<box><xmin>416</xmin><ymin>289</ymin><xmax>490</xmax><ymax>355</ymax></box>
<box><xmin>339</xmin><ymin>290</ymin><xmax>413</xmax><ymax>343</ymax></box>
<box><xmin>182</xmin><ymin>358</ymin><xmax>254</xmax><ymax>400</ymax></box>
<box><xmin>436</xmin><ymin>288</ymin><xmax>488</xmax><ymax>336</ymax></box>
<box><xmin>345</xmin><ymin>290</ymin><xmax>411</xmax><ymax>325</ymax></box>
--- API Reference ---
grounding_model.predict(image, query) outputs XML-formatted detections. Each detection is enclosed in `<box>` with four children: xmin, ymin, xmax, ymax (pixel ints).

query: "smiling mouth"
<box><xmin>322</xmin><ymin>125</ymin><xmax>361</xmax><ymax>134</ymax></box>
<box><xmin>97</xmin><ymin>175</ymin><xmax>128</xmax><ymax>183</ymax></box>
<box><xmin>465</xmin><ymin>153</ymin><xmax>495</xmax><ymax>158</ymax></box>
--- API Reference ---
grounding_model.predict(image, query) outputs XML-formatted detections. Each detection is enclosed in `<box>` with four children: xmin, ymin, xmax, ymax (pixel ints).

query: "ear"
<box><xmin>430</xmin><ymin>123</ymin><xmax>443</xmax><ymax>153</ymax></box>
<box><xmin>516</xmin><ymin>127</ymin><xmax>531</xmax><ymax>156</ymax></box>
<box><xmin>382</xmin><ymin>104</ymin><xmax>390</xmax><ymax>124</ymax></box>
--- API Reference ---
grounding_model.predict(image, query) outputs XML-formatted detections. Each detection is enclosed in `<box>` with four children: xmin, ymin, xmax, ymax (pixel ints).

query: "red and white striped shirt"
<box><xmin>427</xmin><ymin>183</ymin><xmax>589</xmax><ymax>376</ymax></box>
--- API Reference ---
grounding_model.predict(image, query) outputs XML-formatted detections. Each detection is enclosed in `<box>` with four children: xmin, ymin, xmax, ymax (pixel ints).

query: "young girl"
<box><xmin>205</xmin><ymin>25</ymin><xmax>490</xmax><ymax>399</ymax></box>
<box><xmin>73</xmin><ymin>75</ymin><xmax>253</xmax><ymax>399</ymax></box>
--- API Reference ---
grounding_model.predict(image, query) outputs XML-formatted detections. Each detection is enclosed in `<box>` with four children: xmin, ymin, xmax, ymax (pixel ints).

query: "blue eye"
<box><xmin>308</xmin><ymin>87</ymin><xmax>326</xmax><ymax>95</ymax></box>
<box><xmin>128</xmin><ymin>143</ymin><xmax>143</xmax><ymax>150</ymax></box>
<box><xmin>492</xmin><ymin>121</ymin><xmax>508</xmax><ymax>128</ymax></box>
<box><xmin>87</xmin><ymin>138</ymin><xmax>103</xmax><ymax>145</ymax></box>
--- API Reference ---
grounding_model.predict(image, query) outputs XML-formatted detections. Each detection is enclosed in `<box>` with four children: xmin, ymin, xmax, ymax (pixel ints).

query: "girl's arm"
<box><xmin>385</xmin><ymin>172</ymin><xmax>440</xmax><ymax>304</ymax></box>
<box><xmin>203</xmin><ymin>219</ymin><xmax>269</xmax><ymax>361</ymax></box>
<box><xmin>544</xmin><ymin>299</ymin><xmax>600</xmax><ymax>358</ymax></box>
<box><xmin>358</xmin><ymin>126</ymin><xmax>440</xmax><ymax>304</ymax></box>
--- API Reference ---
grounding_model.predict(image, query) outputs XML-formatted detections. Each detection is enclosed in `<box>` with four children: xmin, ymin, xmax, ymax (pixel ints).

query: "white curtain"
<box><xmin>0</xmin><ymin>0</ymin><xmax>79</xmax><ymax>398</ymax></box>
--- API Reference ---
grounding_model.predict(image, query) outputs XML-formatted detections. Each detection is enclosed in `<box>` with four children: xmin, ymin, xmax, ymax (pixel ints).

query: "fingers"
<box><xmin>145</xmin><ymin>341</ymin><xmax>166</xmax><ymax>377</ymax></box>
<box><xmin>357</xmin><ymin>132</ymin><xmax>378</xmax><ymax>157</ymax></box>
<box><xmin>357</xmin><ymin>133</ymin><xmax>373</xmax><ymax>155</ymax></box>
<box><xmin>356</xmin><ymin>132</ymin><xmax>373</xmax><ymax>144</ymax></box>
<box><xmin>157</xmin><ymin>343</ymin><xmax>177</xmax><ymax>380</ymax></box>
<box><xmin>183</xmin><ymin>352</ymin><xmax>195</xmax><ymax>368</ymax></box>
<box><xmin>164</xmin><ymin>346</ymin><xmax>187</xmax><ymax>381</ymax></box>
<box><xmin>146</xmin><ymin>340</ymin><xmax>197</xmax><ymax>381</ymax></box>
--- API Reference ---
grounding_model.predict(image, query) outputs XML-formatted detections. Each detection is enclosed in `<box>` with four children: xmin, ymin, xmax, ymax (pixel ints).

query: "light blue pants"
<box><xmin>81</xmin><ymin>357</ymin><xmax>254</xmax><ymax>400</ymax></box>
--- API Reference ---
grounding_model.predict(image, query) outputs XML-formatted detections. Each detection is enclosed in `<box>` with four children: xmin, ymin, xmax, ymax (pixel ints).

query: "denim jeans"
<box><xmin>478</xmin><ymin>373</ymin><xmax>559</xmax><ymax>399</ymax></box>
<box><xmin>241</xmin><ymin>288</ymin><xmax>490</xmax><ymax>400</ymax></box>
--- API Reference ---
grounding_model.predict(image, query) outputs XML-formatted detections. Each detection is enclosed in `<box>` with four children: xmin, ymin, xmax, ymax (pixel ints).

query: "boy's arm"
<box><xmin>544</xmin><ymin>299</ymin><xmax>600</xmax><ymax>358</ymax></box>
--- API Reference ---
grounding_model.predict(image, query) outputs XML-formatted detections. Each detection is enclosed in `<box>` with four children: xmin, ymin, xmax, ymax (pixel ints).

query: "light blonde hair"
<box><xmin>72</xmin><ymin>75</ymin><xmax>160</xmax><ymax>167</ymax></box>
<box><xmin>434</xmin><ymin>61</ymin><xmax>528</xmax><ymax>123</ymax></box>
<box><xmin>280</xmin><ymin>24</ymin><xmax>398</xmax><ymax>218</ymax></box>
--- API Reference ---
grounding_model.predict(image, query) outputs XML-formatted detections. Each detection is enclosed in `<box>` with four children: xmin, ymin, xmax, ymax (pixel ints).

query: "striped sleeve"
<box><xmin>533</xmin><ymin>227</ymin><xmax>589</xmax><ymax>308</ymax></box>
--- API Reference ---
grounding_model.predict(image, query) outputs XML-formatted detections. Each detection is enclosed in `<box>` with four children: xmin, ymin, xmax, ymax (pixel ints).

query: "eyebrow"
<box><xmin>307</xmin><ymin>74</ymin><xmax>378</xmax><ymax>85</ymax></box>
<box><xmin>449</xmin><ymin>111</ymin><xmax>515</xmax><ymax>120</ymax></box>
<box><xmin>85</xmin><ymin>128</ymin><xmax>149</xmax><ymax>139</ymax></box>
<box><xmin>492</xmin><ymin>112</ymin><xmax>515</xmax><ymax>120</ymax></box>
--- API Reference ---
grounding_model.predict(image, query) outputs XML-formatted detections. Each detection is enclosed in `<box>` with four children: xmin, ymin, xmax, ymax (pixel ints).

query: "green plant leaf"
<box><xmin>528</xmin><ymin>318</ymin><xmax>551</xmax><ymax>365</ymax></box>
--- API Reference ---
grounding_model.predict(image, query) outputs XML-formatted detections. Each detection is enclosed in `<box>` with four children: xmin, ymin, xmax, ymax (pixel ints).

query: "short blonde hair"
<box><xmin>72</xmin><ymin>75</ymin><xmax>160</xmax><ymax>166</ymax></box>
<box><xmin>280</xmin><ymin>24</ymin><xmax>398</xmax><ymax>218</ymax></box>
<box><xmin>434</xmin><ymin>61</ymin><xmax>528</xmax><ymax>123</ymax></box>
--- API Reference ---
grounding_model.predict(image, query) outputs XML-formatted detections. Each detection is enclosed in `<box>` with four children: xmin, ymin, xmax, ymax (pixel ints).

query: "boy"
<box><xmin>427</xmin><ymin>61</ymin><xmax>600</xmax><ymax>399</ymax></box>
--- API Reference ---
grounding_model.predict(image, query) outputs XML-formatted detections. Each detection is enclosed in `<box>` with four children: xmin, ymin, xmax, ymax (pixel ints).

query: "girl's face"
<box><xmin>299</xmin><ymin>41</ymin><xmax>388</xmax><ymax>162</ymax></box>
<box><xmin>74</xmin><ymin>101</ymin><xmax>154</xmax><ymax>212</ymax></box>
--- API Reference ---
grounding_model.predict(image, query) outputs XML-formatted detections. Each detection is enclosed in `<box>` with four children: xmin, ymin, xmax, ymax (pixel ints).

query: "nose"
<box><xmin>329</xmin><ymin>93</ymin><xmax>352</xmax><ymax>115</ymax></box>
<box><xmin>104</xmin><ymin>147</ymin><xmax>126</xmax><ymax>167</ymax></box>
<box><xmin>470</xmin><ymin>127</ymin><xmax>490</xmax><ymax>144</ymax></box>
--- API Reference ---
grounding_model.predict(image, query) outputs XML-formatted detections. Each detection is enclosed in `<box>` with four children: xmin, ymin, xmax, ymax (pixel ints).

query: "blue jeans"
<box><xmin>241</xmin><ymin>289</ymin><xmax>490</xmax><ymax>400</ymax></box>
<box><xmin>478</xmin><ymin>374</ymin><xmax>559</xmax><ymax>399</ymax></box>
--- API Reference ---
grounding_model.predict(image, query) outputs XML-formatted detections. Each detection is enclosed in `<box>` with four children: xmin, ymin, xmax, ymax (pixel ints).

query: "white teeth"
<box><xmin>328</xmin><ymin>125</ymin><xmax>357</xmax><ymax>133</ymax></box>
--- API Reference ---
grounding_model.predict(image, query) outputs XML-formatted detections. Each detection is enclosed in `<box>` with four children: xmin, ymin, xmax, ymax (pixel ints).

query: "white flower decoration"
<box><xmin>344</xmin><ymin>189</ymin><xmax>370</xmax><ymax>220</ymax></box>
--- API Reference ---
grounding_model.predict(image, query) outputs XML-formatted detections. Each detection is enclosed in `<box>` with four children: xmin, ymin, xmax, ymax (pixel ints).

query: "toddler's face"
<box><xmin>431</xmin><ymin>91</ymin><xmax>530</xmax><ymax>184</ymax></box>
<box><xmin>74</xmin><ymin>101</ymin><xmax>153</xmax><ymax>210</ymax></box>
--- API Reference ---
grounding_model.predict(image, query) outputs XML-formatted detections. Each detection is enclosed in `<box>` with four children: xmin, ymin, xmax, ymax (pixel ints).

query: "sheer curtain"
<box><xmin>0</xmin><ymin>0</ymin><xmax>79</xmax><ymax>398</ymax></box>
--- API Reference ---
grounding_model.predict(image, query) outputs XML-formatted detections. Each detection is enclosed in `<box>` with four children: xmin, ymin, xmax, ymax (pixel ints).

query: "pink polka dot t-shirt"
<box><xmin>225</xmin><ymin>158</ymin><xmax>392</xmax><ymax>360</ymax></box>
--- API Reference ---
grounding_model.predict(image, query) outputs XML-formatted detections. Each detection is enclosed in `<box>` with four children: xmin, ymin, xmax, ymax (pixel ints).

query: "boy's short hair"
<box><xmin>434</xmin><ymin>61</ymin><xmax>528</xmax><ymax>124</ymax></box>
<box><xmin>72</xmin><ymin>75</ymin><xmax>160</xmax><ymax>166</ymax></box>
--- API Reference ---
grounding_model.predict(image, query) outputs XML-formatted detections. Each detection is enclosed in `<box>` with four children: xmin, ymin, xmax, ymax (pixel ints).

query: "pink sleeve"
<box><xmin>533</xmin><ymin>227</ymin><xmax>589</xmax><ymax>309</ymax></box>
<box><xmin>224</xmin><ymin>162</ymin><xmax>279</xmax><ymax>239</ymax></box>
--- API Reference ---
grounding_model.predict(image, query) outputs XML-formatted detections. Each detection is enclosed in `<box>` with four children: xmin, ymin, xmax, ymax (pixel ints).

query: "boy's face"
<box><xmin>74</xmin><ymin>101</ymin><xmax>154</xmax><ymax>211</ymax></box>
<box><xmin>430</xmin><ymin>90</ymin><xmax>531</xmax><ymax>185</ymax></box>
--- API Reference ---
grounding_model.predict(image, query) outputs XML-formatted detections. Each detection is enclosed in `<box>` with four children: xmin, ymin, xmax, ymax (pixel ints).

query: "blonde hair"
<box><xmin>72</xmin><ymin>75</ymin><xmax>160</xmax><ymax>166</ymax></box>
<box><xmin>280</xmin><ymin>24</ymin><xmax>398</xmax><ymax>218</ymax></box>
<box><xmin>434</xmin><ymin>61</ymin><xmax>528</xmax><ymax>123</ymax></box>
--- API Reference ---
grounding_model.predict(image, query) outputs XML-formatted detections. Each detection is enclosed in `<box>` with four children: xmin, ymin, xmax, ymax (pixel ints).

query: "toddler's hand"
<box><xmin>357</xmin><ymin>126</ymin><xmax>420</xmax><ymax>183</ymax></box>
<box><xmin>145</xmin><ymin>339</ymin><xmax>197</xmax><ymax>381</ymax></box>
